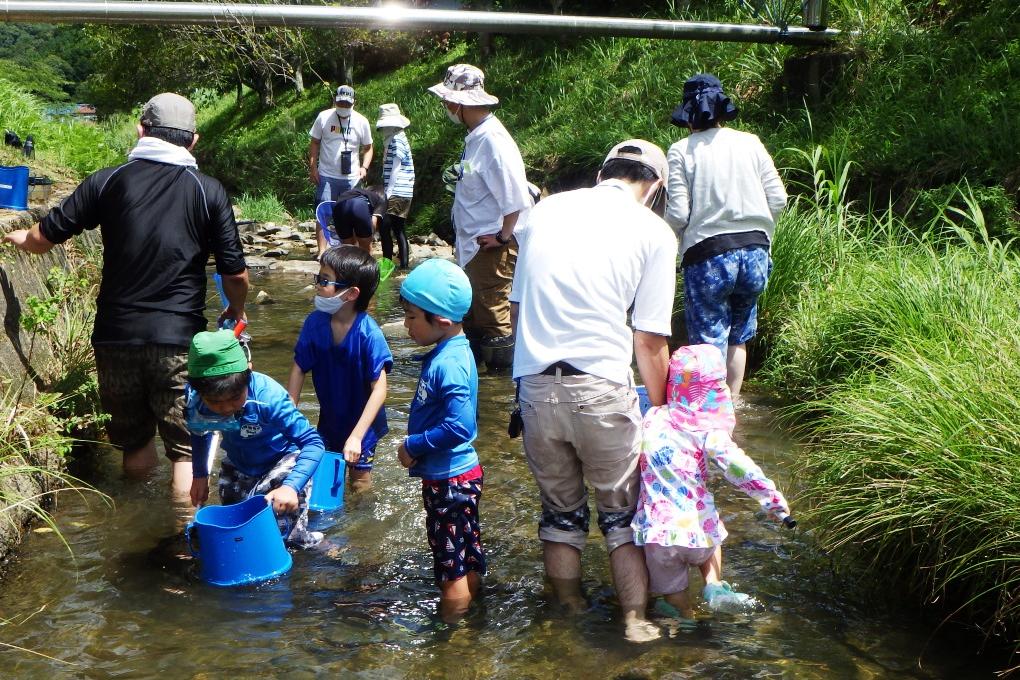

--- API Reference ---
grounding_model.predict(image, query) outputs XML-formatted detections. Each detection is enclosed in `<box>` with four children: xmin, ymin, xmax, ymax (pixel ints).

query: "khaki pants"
<box><xmin>519</xmin><ymin>371</ymin><xmax>641</xmax><ymax>552</ymax></box>
<box><xmin>462</xmin><ymin>238</ymin><xmax>518</xmax><ymax>339</ymax></box>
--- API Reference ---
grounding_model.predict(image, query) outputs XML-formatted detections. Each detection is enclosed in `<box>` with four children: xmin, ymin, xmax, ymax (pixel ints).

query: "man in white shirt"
<box><xmin>308</xmin><ymin>85</ymin><xmax>374</xmax><ymax>208</ymax></box>
<box><xmin>511</xmin><ymin>139</ymin><xmax>678</xmax><ymax>643</ymax></box>
<box><xmin>428</xmin><ymin>64</ymin><xmax>532</xmax><ymax>370</ymax></box>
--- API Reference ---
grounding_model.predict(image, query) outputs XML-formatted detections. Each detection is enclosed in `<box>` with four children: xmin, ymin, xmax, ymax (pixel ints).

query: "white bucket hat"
<box><xmin>376</xmin><ymin>103</ymin><xmax>411</xmax><ymax>129</ymax></box>
<box><xmin>427</xmin><ymin>64</ymin><xmax>499</xmax><ymax>107</ymax></box>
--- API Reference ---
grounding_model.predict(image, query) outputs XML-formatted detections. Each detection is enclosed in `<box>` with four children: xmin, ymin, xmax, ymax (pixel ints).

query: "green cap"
<box><xmin>188</xmin><ymin>330</ymin><xmax>248</xmax><ymax>378</ymax></box>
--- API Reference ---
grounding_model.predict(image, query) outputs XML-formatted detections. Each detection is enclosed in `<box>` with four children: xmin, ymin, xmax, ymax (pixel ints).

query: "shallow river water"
<box><xmin>0</xmin><ymin>269</ymin><xmax>994</xmax><ymax>678</ymax></box>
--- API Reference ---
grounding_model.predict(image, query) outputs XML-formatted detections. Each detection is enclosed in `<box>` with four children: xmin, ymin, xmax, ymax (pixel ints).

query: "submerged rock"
<box><xmin>255</xmin><ymin>290</ymin><xmax>274</xmax><ymax>305</ymax></box>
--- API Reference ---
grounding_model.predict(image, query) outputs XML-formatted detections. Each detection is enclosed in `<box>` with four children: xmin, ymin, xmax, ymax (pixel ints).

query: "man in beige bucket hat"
<box><xmin>428</xmin><ymin>64</ymin><xmax>532</xmax><ymax>371</ymax></box>
<box><xmin>375</xmin><ymin>103</ymin><xmax>415</xmax><ymax>269</ymax></box>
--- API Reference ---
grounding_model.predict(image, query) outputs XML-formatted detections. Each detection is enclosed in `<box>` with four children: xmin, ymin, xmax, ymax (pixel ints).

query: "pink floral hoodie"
<box><xmin>631</xmin><ymin>344</ymin><xmax>789</xmax><ymax>548</ymax></box>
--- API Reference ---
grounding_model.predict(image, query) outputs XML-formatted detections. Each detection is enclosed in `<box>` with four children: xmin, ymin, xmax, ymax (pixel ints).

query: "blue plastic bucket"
<box><xmin>0</xmin><ymin>165</ymin><xmax>29</xmax><ymax>210</ymax></box>
<box><xmin>308</xmin><ymin>451</ymin><xmax>345</xmax><ymax>512</ymax></box>
<box><xmin>185</xmin><ymin>495</ymin><xmax>292</xmax><ymax>586</ymax></box>
<box><xmin>636</xmin><ymin>385</ymin><xmax>652</xmax><ymax>417</ymax></box>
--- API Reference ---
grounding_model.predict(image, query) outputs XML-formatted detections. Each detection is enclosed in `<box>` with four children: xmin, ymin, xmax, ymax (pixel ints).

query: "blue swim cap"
<box><xmin>400</xmin><ymin>258</ymin><xmax>472</xmax><ymax>322</ymax></box>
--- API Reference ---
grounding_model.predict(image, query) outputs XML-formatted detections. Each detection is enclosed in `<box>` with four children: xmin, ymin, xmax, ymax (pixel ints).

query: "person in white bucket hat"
<box><xmin>427</xmin><ymin>64</ymin><xmax>532</xmax><ymax>371</ymax></box>
<box><xmin>375</xmin><ymin>103</ymin><xmax>415</xmax><ymax>269</ymax></box>
<box><xmin>308</xmin><ymin>84</ymin><xmax>374</xmax><ymax>210</ymax></box>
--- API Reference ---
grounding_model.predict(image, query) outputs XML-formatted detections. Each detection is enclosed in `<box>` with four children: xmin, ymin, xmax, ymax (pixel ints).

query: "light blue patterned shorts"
<box><xmin>683</xmin><ymin>245</ymin><xmax>772</xmax><ymax>355</ymax></box>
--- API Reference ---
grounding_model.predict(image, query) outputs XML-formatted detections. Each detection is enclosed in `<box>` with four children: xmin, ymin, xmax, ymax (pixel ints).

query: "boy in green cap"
<box><xmin>185</xmin><ymin>330</ymin><xmax>325</xmax><ymax>548</ymax></box>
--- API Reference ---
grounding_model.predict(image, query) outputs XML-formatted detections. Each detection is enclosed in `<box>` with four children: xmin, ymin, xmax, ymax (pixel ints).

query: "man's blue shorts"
<box><xmin>683</xmin><ymin>245</ymin><xmax>772</xmax><ymax>356</ymax></box>
<box><xmin>315</xmin><ymin>175</ymin><xmax>351</xmax><ymax>206</ymax></box>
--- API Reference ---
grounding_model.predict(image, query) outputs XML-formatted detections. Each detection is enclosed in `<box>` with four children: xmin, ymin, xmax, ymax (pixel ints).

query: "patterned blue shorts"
<box><xmin>423</xmin><ymin>476</ymin><xmax>486</xmax><ymax>582</ymax></box>
<box><xmin>683</xmin><ymin>245</ymin><xmax>772</xmax><ymax>355</ymax></box>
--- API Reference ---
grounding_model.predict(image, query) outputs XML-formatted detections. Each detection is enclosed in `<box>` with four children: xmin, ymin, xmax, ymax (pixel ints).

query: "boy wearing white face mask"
<box><xmin>287</xmin><ymin>245</ymin><xmax>393</xmax><ymax>492</ymax></box>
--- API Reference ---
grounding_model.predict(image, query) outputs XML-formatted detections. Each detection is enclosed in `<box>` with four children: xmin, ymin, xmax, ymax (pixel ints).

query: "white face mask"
<box><xmin>445</xmin><ymin>104</ymin><xmax>462</xmax><ymax>125</ymax></box>
<box><xmin>336</xmin><ymin>106</ymin><xmax>353</xmax><ymax>118</ymax></box>
<box><xmin>641</xmin><ymin>180</ymin><xmax>664</xmax><ymax>209</ymax></box>
<box><xmin>314</xmin><ymin>290</ymin><xmax>348</xmax><ymax>315</ymax></box>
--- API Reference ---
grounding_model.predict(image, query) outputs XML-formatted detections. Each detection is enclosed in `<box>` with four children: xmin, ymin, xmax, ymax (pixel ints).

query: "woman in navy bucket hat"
<box><xmin>670</xmin><ymin>73</ymin><xmax>738</xmax><ymax>129</ymax></box>
<box><xmin>665</xmin><ymin>73</ymin><xmax>787</xmax><ymax>399</ymax></box>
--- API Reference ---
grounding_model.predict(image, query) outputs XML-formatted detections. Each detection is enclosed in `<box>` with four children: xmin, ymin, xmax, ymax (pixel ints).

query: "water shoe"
<box><xmin>702</xmin><ymin>581</ymin><xmax>754</xmax><ymax>613</ymax></box>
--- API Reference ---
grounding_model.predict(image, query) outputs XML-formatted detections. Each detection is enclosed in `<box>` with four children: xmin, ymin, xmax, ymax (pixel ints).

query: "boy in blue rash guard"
<box><xmin>186</xmin><ymin>330</ymin><xmax>325</xmax><ymax>548</ymax></box>
<box><xmin>397</xmin><ymin>258</ymin><xmax>484</xmax><ymax>621</ymax></box>
<box><xmin>287</xmin><ymin>245</ymin><xmax>392</xmax><ymax>493</ymax></box>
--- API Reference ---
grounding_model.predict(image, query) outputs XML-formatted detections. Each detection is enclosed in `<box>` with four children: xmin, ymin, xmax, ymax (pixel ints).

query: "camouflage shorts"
<box><xmin>217</xmin><ymin>452</ymin><xmax>320</xmax><ymax>549</ymax></box>
<box><xmin>93</xmin><ymin>343</ymin><xmax>191</xmax><ymax>461</ymax></box>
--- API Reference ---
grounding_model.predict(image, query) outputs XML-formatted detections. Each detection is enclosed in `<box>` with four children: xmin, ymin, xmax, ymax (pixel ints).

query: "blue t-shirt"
<box><xmin>294</xmin><ymin>310</ymin><xmax>393</xmax><ymax>452</ymax></box>
<box><xmin>187</xmin><ymin>372</ymin><xmax>325</xmax><ymax>492</ymax></box>
<box><xmin>405</xmin><ymin>334</ymin><xmax>479</xmax><ymax>480</ymax></box>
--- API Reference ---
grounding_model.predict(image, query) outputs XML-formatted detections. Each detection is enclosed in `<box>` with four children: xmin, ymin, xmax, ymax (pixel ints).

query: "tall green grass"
<box><xmin>0</xmin><ymin>78</ymin><xmax>127</xmax><ymax>177</ymax></box>
<box><xmin>234</xmin><ymin>192</ymin><xmax>291</xmax><ymax>224</ymax></box>
<box><xmin>757</xmin><ymin>150</ymin><xmax>1020</xmax><ymax>662</ymax></box>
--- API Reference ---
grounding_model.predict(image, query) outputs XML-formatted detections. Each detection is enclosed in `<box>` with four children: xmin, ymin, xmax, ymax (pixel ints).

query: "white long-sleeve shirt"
<box><xmin>665</xmin><ymin>127</ymin><xmax>787</xmax><ymax>259</ymax></box>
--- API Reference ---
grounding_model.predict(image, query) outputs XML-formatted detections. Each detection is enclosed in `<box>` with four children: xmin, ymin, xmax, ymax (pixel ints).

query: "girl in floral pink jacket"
<box><xmin>631</xmin><ymin>344</ymin><xmax>790</xmax><ymax>617</ymax></box>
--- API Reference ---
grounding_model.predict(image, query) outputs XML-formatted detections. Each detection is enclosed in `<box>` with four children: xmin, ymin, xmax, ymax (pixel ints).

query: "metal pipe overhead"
<box><xmin>0</xmin><ymin>1</ymin><xmax>838</xmax><ymax>46</ymax></box>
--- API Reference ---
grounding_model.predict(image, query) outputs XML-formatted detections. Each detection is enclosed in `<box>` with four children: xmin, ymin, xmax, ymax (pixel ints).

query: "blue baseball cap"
<box><xmin>400</xmin><ymin>258</ymin><xmax>472</xmax><ymax>322</ymax></box>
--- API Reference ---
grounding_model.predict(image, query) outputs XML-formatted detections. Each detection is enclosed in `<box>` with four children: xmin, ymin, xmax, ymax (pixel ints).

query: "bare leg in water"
<box><xmin>439</xmin><ymin>571</ymin><xmax>481</xmax><ymax>622</ymax></box>
<box><xmin>544</xmin><ymin>540</ymin><xmax>659</xmax><ymax>641</ymax></box>
<box><xmin>124</xmin><ymin>438</ymin><xmax>191</xmax><ymax>499</ymax></box>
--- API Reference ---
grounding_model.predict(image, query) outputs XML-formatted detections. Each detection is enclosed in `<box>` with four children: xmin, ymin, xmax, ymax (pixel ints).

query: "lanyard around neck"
<box><xmin>335</xmin><ymin>112</ymin><xmax>350</xmax><ymax>146</ymax></box>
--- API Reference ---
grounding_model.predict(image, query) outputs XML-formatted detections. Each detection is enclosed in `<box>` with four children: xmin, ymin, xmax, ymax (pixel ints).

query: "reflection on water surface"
<box><xmin>0</xmin><ymin>271</ymin><xmax>991</xmax><ymax>678</ymax></box>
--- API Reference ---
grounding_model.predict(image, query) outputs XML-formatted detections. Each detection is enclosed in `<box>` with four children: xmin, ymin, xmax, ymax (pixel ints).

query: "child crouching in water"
<box><xmin>186</xmin><ymin>330</ymin><xmax>325</xmax><ymax>548</ymax></box>
<box><xmin>397</xmin><ymin>259</ymin><xmax>485</xmax><ymax>621</ymax></box>
<box><xmin>631</xmin><ymin>344</ymin><xmax>791</xmax><ymax>617</ymax></box>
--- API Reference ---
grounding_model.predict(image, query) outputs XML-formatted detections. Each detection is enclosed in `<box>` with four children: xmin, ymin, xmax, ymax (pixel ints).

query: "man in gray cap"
<box><xmin>510</xmin><ymin>139</ymin><xmax>677</xmax><ymax>642</ymax></box>
<box><xmin>428</xmin><ymin>64</ymin><xmax>532</xmax><ymax>371</ymax></box>
<box><xmin>4</xmin><ymin>92</ymin><xmax>249</xmax><ymax>499</ymax></box>
<box><xmin>308</xmin><ymin>85</ymin><xmax>374</xmax><ymax>210</ymax></box>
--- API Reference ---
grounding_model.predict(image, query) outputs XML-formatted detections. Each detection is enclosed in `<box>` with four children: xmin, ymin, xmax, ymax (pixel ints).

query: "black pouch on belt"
<box><xmin>508</xmin><ymin>378</ymin><xmax>524</xmax><ymax>438</ymax></box>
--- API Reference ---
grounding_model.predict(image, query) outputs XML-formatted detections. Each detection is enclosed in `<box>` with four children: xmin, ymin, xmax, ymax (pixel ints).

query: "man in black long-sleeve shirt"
<box><xmin>4</xmin><ymin>93</ymin><xmax>249</xmax><ymax>497</ymax></box>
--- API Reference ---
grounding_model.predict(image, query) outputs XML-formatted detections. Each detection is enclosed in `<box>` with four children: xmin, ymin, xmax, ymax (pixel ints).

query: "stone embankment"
<box><xmin>0</xmin><ymin>194</ymin><xmax>93</xmax><ymax>568</ymax></box>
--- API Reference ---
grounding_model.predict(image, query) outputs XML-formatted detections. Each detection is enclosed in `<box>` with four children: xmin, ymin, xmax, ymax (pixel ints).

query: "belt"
<box><xmin>539</xmin><ymin>361</ymin><xmax>585</xmax><ymax>376</ymax></box>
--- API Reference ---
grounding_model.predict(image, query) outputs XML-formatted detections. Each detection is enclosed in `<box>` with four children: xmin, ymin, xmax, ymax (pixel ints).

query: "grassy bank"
<box><xmin>1</xmin><ymin>76</ymin><xmax>113</xmax><ymax>560</ymax></box>
<box><xmin>0</xmin><ymin>78</ymin><xmax>130</xmax><ymax>179</ymax></box>
<box><xmin>756</xmin><ymin>150</ymin><xmax>1020</xmax><ymax>662</ymax></box>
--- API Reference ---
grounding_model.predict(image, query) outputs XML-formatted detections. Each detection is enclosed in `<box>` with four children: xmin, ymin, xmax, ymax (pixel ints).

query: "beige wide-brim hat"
<box><xmin>427</xmin><ymin>63</ymin><xmax>500</xmax><ymax>107</ymax></box>
<box><xmin>376</xmin><ymin>103</ymin><xmax>411</xmax><ymax>129</ymax></box>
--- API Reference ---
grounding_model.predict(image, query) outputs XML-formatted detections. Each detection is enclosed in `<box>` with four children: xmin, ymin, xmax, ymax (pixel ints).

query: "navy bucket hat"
<box><xmin>671</xmin><ymin>73</ymin><xmax>738</xmax><ymax>129</ymax></box>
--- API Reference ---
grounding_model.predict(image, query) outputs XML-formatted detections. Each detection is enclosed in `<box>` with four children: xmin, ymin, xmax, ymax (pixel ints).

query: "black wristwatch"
<box><xmin>495</xmin><ymin>231</ymin><xmax>511</xmax><ymax>245</ymax></box>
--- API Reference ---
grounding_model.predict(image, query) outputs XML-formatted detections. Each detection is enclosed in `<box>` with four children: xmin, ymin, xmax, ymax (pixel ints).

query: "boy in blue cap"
<box><xmin>186</xmin><ymin>329</ymin><xmax>325</xmax><ymax>548</ymax></box>
<box><xmin>398</xmin><ymin>258</ymin><xmax>484</xmax><ymax>621</ymax></box>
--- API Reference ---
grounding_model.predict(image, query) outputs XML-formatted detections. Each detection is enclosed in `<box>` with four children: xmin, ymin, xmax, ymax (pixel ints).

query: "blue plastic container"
<box><xmin>636</xmin><ymin>385</ymin><xmax>652</xmax><ymax>417</ymax></box>
<box><xmin>0</xmin><ymin>165</ymin><xmax>29</xmax><ymax>210</ymax></box>
<box><xmin>308</xmin><ymin>450</ymin><xmax>345</xmax><ymax>512</ymax></box>
<box><xmin>185</xmin><ymin>495</ymin><xmax>292</xmax><ymax>586</ymax></box>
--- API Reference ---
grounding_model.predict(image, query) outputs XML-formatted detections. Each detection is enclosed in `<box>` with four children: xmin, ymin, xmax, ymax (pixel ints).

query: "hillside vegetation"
<box><xmin>197</xmin><ymin>1</ymin><xmax>1018</xmax><ymax>238</ymax></box>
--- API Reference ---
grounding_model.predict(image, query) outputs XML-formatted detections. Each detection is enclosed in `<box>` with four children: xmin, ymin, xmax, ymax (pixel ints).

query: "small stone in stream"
<box><xmin>255</xmin><ymin>290</ymin><xmax>274</xmax><ymax>305</ymax></box>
